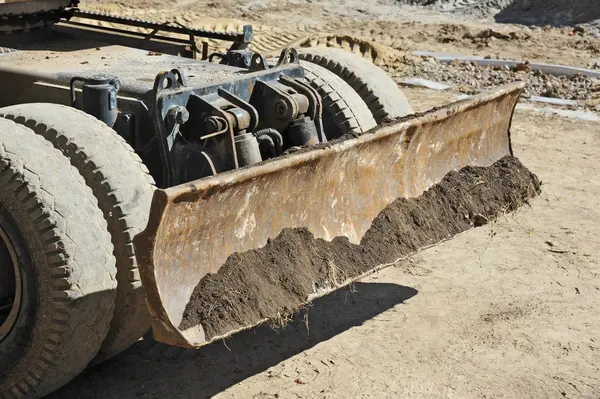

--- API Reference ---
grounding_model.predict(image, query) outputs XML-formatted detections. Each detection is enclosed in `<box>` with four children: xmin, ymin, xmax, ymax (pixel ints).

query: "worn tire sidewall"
<box><xmin>0</xmin><ymin>190</ymin><xmax>41</xmax><ymax>379</ymax></box>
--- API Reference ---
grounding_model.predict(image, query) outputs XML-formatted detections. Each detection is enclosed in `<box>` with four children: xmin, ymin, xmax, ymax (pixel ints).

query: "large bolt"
<box><xmin>204</xmin><ymin>116</ymin><xmax>225</xmax><ymax>134</ymax></box>
<box><xmin>274</xmin><ymin>99</ymin><xmax>288</xmax><ymax>118</ymax></box>
<box><xmin>243</xmin><ymin>53</ymin><xmax>252</xmax><ymax>68</ymax></box>
<box><xmin>167</xmin><ymin>105</ymin><xmax>189</xmax><ymax>125</ymax></box>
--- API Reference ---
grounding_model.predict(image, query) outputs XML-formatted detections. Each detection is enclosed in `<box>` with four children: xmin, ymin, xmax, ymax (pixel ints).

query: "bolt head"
<box><xmin>274</xmin><ymin>100</ymin><xmax>288</xmax><ymax>117</ymax></box>
<box><xmin>204</xmin><ymin>117</ymin><xmax>220</xmax><ymax>133</ymax></box>
<box><xmin>168</xmin><ymin>106</ymin><xmax>189</xmax><ymax>124</ymax></box>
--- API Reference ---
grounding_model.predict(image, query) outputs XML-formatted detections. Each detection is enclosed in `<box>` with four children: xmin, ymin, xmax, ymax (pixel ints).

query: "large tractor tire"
<box><xmin>300</xmin><ymin>62</ymin><xmax>376</xmax><ymax>140</ymax></box>
<box><xmin>0</xmin><ymin>118</ymin><xmax>117</xmax><ymax>398</ymax></box>
<box><xmin>0</xmin><ymin>104</ymin><xmax>156</xmax><ymax>362</ymax></box>
<box><xmin>298</xmin><ymin>47</ymin><xmax>413</xmax><ymax>122</ymax></box>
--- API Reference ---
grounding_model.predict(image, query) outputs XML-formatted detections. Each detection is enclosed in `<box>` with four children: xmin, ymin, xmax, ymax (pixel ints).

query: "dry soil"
<box><xmin>180</xmin><ymin>157</ymin><xmax>540</xmax><ymax>337</ymax></box>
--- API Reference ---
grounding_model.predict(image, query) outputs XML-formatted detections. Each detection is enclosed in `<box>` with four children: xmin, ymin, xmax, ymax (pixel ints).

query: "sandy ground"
<box><xmin>49</xmin><ymin>1</ymin><xmax>600</xmax><ymax>398</ymax></box>
<box><xmin>82</xmin><ymin>0</ymin><xmax>600</xmax><ymax>69</ymax></box>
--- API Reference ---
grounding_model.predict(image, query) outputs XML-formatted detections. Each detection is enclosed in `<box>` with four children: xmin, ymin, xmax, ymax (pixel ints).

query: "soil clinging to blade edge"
<box><xmin>179</xmin><ymin>155</ymin><xmax>541</xmax><ymax>338</ymax></box>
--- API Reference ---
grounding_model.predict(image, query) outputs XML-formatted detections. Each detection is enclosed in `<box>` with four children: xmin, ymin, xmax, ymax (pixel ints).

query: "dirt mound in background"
<box><xmin>398</xmin><ymin>0</ymin><xmax>600</xmax><ymax>27</ymax></box>
<box><xmin>401</xmin><ymin>0</ymin><xmax>512</xmax><ymax>18</ymax></box>
<box><xmin>179</xmin><ymin>156</ymin><xmax>541</xmax><ymax>339</ymax></box>
<box><xmin>495</xmin><ymin>0</ymin><xmax>600</xmax><ymax>26</ymax></box>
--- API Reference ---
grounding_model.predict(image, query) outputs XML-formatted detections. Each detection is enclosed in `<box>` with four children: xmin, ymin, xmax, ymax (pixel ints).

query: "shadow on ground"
<box><xmin>494</xmin><ymin>0</ymin><xmax>600</xmax><ymax>27</ymax></box>
<box><xmin>49</xmin><ymin>282</ymin><xmax>417</xmax><ymax>399</ymax></box>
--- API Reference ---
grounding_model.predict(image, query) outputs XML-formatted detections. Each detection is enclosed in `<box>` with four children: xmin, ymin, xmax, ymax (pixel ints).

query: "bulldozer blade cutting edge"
<box><xmin>133</xmin><ymin>81</ymin><xmax>525</xmax><ymax>348</ymax></box>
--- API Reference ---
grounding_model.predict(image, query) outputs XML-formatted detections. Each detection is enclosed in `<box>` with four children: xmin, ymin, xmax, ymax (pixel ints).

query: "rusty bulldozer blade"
<box><xmin>133</xmin><ymin>82</ymin><xmax>525</xmax><ymax>348</ymax></box>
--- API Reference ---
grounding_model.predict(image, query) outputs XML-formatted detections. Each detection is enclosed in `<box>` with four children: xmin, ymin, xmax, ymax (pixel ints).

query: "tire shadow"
<box><xmin>48</xmin><ymin>282</ymin><xmax>417</xmax><ymax>398</ymax></box>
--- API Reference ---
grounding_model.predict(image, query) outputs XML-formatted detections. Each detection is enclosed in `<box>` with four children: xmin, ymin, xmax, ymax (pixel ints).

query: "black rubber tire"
<box><xmin>298</xmin><ymin>47</ymin><xmax>413</xmax><ymax>123</ymax></box>
<box><xmin>0</xmin><ymin>118</ymin><xmax>116</xmax><ymax>398</ymax></box>
<box><xmin>0</xmin><ymin>104</ymin><xmax>156</xmax><ymax>362</ymax></box>
<box><xmin>300</xmin><ymin>62</ymin><xmax>376</xmax><ymax>139</ymax></box>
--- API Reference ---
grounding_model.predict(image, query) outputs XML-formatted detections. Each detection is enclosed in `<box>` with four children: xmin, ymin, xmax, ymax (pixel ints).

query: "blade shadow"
<box><xmin>49</xmin><ymin>282</ymin><xmax>417</xmax><ymax>398</ymax></box>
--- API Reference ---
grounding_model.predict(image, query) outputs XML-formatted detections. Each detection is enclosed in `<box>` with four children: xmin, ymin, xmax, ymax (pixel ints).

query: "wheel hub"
<box><xmin>0</xmin><ymin>222</ymin><xmax>21</xmax><ymax>342</ymax></box>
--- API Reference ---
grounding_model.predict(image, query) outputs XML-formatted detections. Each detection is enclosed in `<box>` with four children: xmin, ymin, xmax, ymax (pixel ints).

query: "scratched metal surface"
<box><xmin>133</xmin><ymin>82</ymin><xmax>525</xmax><ymax>348</ymax></box>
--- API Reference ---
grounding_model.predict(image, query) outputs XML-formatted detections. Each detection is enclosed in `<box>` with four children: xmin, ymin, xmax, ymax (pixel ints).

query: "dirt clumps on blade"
<box><xmin>179</xmin><ymin>156</ymin><xmax>541</xmax><ymax>339</ymax></box>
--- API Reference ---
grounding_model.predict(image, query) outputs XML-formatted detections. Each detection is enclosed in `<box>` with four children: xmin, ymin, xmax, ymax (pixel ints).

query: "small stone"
<box><xmin>472</xmin><ymin>214</ymin><xmax>489</xmax><ymax>227</ymax></box>
<box><xmin>515</xmin><ymin>61</ymin><xmax>532</xmax><ymax>73</ymax></box>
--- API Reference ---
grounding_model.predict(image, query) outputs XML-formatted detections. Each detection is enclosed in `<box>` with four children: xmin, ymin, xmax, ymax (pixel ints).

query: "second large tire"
<box><xmin>300</xmin><ymin>62</ymin><xmax>377</xmax><ymax>140</ymax></box>
<box><xmin>298</xmin><ymin>47</ymin><xmax>413</xmax><ymax>123</ymax></box>
<box><xmin>0</xmin><ymin>104</ymin><xmax>156</xmax><ymax>362</ymax></box>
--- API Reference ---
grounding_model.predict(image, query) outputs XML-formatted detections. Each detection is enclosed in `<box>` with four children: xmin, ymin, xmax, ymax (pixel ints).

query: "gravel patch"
<box><xmin>397</xmin><ymin>56</ymin><xmax>600</xmax><ymax>100</ymax></box>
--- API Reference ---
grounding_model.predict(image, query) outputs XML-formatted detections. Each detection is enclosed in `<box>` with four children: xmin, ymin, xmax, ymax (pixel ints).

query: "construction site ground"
<box><xmin>51</xmin><ymin>1</ymin><xmax>600</xmax><ymax>398</ymax></box>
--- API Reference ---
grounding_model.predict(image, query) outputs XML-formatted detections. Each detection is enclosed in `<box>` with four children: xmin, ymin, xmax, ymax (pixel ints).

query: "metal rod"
<box><xmin>199</xmin><ymin>128</ymin><xmax>228</xmax><ymax>141</ymax></box>
<box><xmin>63</xmin><ymin>20</ymin><xmax>197</xmax><ymax>47</ymax></box>
<box><xmin>68</xmin><ymin>9</ymin><xmax>251</xmax><ymax>43</ymax></box>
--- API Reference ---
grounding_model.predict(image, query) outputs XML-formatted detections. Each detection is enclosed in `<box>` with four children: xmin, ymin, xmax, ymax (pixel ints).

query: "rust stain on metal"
<box><xmin>133</xmin><ymin>82</ymin><xmax>525</xmax><ymax>348</ymax></box>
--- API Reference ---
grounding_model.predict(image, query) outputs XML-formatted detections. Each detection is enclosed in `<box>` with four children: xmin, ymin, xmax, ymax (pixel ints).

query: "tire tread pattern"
<box><xmin>0</xmin><ymin>118</ymin><xmax>116</xmax><ymax>398</ymax></box>
<box><xmin>298</xmin><ymin>47</ymin><xmax>413</xmax><ymax>123</ymax></box>
<box><xmin>1</xmin><ymin>104</ymin><xmax>155</xmax><ymax>361</ymax></box>
<box><xmin>301</xmin><ymin>62</ymin><xmax>376</xmax><ymax>138</ymax></box>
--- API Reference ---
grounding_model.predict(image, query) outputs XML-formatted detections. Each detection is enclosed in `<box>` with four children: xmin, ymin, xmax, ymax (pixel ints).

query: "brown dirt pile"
<box><xmin>179</xmin><ymin>155</ymin><xmax>541</xmax><ymax>339</ymax></box>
